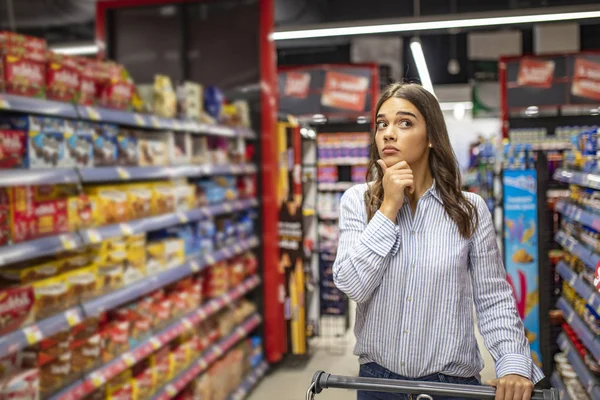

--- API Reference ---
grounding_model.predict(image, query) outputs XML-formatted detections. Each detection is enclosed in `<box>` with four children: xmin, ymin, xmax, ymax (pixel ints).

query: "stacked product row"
<box><xmin>551</xmin><ymin>156</ymin><xmax>600</xmax><ymax>399</ymax></box>
<box><xmin>0</xmin><ymin>174</ymin><xmax>254</xmax><ymax>246</ymax></box>
<box><xmin>0</xmin><ymin>31</ymin><xmax>250</xmax><ymax>127</ymax></box>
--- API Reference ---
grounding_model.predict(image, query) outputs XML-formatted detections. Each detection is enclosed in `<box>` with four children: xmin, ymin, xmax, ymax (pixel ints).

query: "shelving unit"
<box><xmin>556</xmin><ymin>297</ymin><xmax>600</xmax><ymax>362</ymax></box>
<box><xmin>557</xmin><ymin>333</ymin><xmax>600</xmax><ymax>400</ymax></box>
<box><xmin>550</xmin><ymin>372</ymin><xmax>572</xmax><ymax>400</ymax></box>
<box><xmin>556</xmin><ymin>261</ymin><xmax>600</xmax><ymax>313</ymax></box>
<box><xmin>226</xmin><ymin>361</ymin><xmax>269</xmax><ymax>400</ymax></box>
<box><xmin>555</xmin><ymin>230</ymin><xmax>599</xmax><ymax>271</ymax></box>
<box><xmin>150</xmin><ymin>314</ymin><xmax>262</xmax><ymax>400</ymax></box>
<box><xmin>51</xmin><ymin>279</ymin><xmax>260</xmax><ymax>400</ymax></box>
<box><xmin>0</xmin><ymin>85</ymin><xmax>265</xmax><ymax>399</ymax></box>
<box><xmin>554</xmin><ymin>169</ymin><xmax>600</xmax><ymax>191</ymax></box>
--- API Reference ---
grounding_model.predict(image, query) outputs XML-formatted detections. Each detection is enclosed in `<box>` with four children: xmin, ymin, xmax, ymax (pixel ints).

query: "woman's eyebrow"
<box><xmin>396</xmin><ymin>111</ymin><xmax>418</xmax><ymax>119</ymax></box>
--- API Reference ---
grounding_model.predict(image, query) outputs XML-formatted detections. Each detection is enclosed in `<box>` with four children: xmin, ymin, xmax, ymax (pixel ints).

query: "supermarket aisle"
<box><xmin>250</xmin><ymin>309</ymin><xmax>496</xmax><ymax>399</ymax></box>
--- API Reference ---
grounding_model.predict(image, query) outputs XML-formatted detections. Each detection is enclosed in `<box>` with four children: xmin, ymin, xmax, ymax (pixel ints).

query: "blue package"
<box><xmin>118</xmin><ymin>130</ymin><xmax>138</xmax><ymax>166</ymax></box>
<box><xmin>93</xmin><ymin>123</ymin><xmax>119</xmax><ymax>166</ymax></box>
<box><xmin>66</xmin><ymin>121</ymin><xmax>94</xmax><ymax>168</ymax></box>
<box><xmin>204</xmin><ymin>86</ymin><xmax>224</xmax><ymax>120</ymax></box>
<box><xmin>29</xmin><ymin>117</ymin><xmax>70</xmax><ymax>168</ymax></box>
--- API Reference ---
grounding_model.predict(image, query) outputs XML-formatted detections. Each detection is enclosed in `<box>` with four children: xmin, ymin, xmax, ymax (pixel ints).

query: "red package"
<box><xmin>0</xmin><ymin>286</ymin><xmax>35</xmax><ymax>336</ymax></box>
<box><xmin>8</xmin><ymin>186</ymin><xmax>69</xmax><ymax>243</ymax></box>
<box><xmin>100</xmin><ymin>80</ymin><xmax>134</xmax><ymax>111</ymax></box>
<box><xmin>2</xmin><ymin>50</ymin><xmax>46</xmax><ymax>98</ymax></box>
<box><xmin>0</xmin><ymin>130</ymin><xmax>27</xmax><ymax>169</ymax></box>
<box><xmin>78</xmin><ymin>62</ymin><xmax>97</xmax><ymax>106</ymax></box>
<box><xmin>102</xmin><ymin>321</ymin><xmax>130</xmax><ymax>363</ymax></box>
<box><xmin>46</xmin><ymin>53</ymin><xmax>80</xmax><ymax>102</ymax></box>
<box><xmin>0</xmin><ymin>188</ymin><xmax>9</xmax><ymax>247</ymax></box>
<box><xmin>152</xmin><ymin>299</ymin><xmax>172</xmax><ymax>330</ymax></box>
<box><xmin>132</xmin><ymin>361</ymin><xmax>154</xmax><ymax>399</ymax></box>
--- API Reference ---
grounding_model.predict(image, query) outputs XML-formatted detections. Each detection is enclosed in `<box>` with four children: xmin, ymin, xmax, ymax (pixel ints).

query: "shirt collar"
<box><xmin>424</xmin><ymin>179</ymin><xmax>443</xmax><ymax>204</ymax></box>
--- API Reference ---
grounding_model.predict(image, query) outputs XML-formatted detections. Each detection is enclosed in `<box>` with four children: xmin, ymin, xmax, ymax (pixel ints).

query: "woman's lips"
<box><xmin>382</xmin><ymin>148</ymin><xmax>399</xmax><ymax>155</ymax></box>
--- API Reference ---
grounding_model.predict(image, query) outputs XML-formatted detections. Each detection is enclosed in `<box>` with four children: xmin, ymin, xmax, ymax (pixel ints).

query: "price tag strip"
<box><xmin>65</xmin><ymin>309</ymin><xmax>82</xmax><ymax>327</ymax></box>
<box><xmin>87</xmin><ymin>229</ymin><xmax>102</xmax><ymax>244</ymax></box>
<box><xmin>23</xmin><ymin>325</ymin><xmax>43</xmax><ymax>345</ymax></box>
<box><xmin>60</xmin><ymin>234</ymin><xmax>77</xmax><ymax>251</ymax></box>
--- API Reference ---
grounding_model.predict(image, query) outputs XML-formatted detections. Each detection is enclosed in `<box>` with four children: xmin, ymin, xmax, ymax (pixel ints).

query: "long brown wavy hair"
<box><xmin>364</xmin><ymin>83</ymin><xmax>478</xmax><ymax>239</ymax></box>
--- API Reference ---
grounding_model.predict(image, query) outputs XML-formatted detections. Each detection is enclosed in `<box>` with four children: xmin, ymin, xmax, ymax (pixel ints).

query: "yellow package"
<box><xmin>97</xmin><ymin>263</ymin><xmax>124</xmax><ymax>292</ymax></box>
<box><xmin>85</xmin><ymin>185</ymin><xmax>129</xmax><ymax>225</ymax></box>
<box><xmin>132</xmin><ymin>360</ymin><xmax>155</xmax><ymax>400</ymax></box>
<box><xmin>0</xmin><ymin>258</ymin><xmax>64</xmax><ymax>285</ymax></box>
<box><xmin>106</xmin><ymin>370</ymin><xmax>134</xmax><ymax>400</ymax></box>
<box><xmin>146</xmin><ymin>242</ymin><xmax>166</xmax><ymax>276</ymax></box>
<box><xmin>62</xmin><ymin>251</ymin><xmax>93</xmax><ymax>273</ymax></box>
<box><xmin>64</xmin><ymin>265</ymin><xmax>100</xmax><ymax>301</ymax></box>
<box><xmin>127</xmin><ymin>184</ymin><xmax>153</xmax><ymax>220</ymax></box>
<box><xmin>67</xmin><ymin>194</ymin><xmax>94</xmax><ymax>231</ymax></box>
<box><xmin>164</xmin><ymin>239</ymin><xmax>185</xmax><ymax>269</ymax></box>
<box><xmin>124</xmin><ymin>246</ymin><xmax>147</xmax><ymax>284</ymax></box>
<box><xmin>151</xmin><ymin>183</ymin><xmax>175</xmax><ymax>215</ymax></box>
<box><xmin>126</xmin><ymin>233</ymin><xmax>146</xmax><ymax>247</ymax></box>
<box><xmin>33</xmin><ymin>275</ymin><xmax>72</xmax><ymax>319</ymax></box>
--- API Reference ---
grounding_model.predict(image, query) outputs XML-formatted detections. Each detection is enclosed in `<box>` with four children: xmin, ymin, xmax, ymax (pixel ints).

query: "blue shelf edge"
<box><xmin>556</xmin><ymin>261</ymin><xmax>600</xmax><ymax>314</ymax></box>
<box><xmin>556</xmin><ymin>297</ymin><xmax>600</xmax><ymax>362</ymax></box>
<box><xmin>226</xmin><ymin>361</ymin><xmax>268</xmax><ymax>400</ymax></box>
<box><xmin>557</xmin><ymin>333</ymin><xmax>600</xmax><ymax>400</ymax></box>
<box><xmin>550</xmin><ymin>372</ymin><xmax>571</xmax><ymax>400</ymax></box>
<box><xmin>0</xmin><ymin>93</ymin><xmax>80</xmax><ymax>118</ymax></box>
<box><xmin>0</xmin><ymin>169</ymin><xmax>80</xmax><ymax>187</ymax></box>
<box><xmin>0</xmin><ymin>233</ymin><xmax>82</xmax><ymax>267</ymax></box>
<box><xmin>554</xmin><ymin>230</ymin><xmax>598</xmax><ymax>272</ymax></box>
<box><xmin>554</xmin><ymin>169</ymin><xmax>600</xmax><ymax>191</ymax></box>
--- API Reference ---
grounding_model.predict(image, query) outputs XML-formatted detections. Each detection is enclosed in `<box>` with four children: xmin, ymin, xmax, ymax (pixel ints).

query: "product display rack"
<box><xmin>51</xmin><ymin>277</ymin><xmax>260</xmax><ymax>400</ymax></box>
<box><xmin>150</xmin><ymin>314</ymin><xmax>262</xmax><ymax>400</ymax></box>
<box><xmin>0</xmin><ymin>94</ymin><xmax>264</xmax><ymax>399</ymax></box>
<box><xmin>550</xmin><ymin>372</ymin><xmax>572</xmax><ymax>400</ymax></box>
<box><xmin>557</xmin><ymin>333</ymin><xmax>600</xmax><ymax>399</ymax></box>
<box><xmin>226</xmin><ymin>361</ymin><xmax>269</xmax><ymax>400</ymax></box>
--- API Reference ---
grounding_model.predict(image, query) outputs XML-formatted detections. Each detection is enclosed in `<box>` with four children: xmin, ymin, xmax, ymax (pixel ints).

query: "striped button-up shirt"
<box><xmin>333</xmin><ymin>182</ymin><xmax>544</xmax><ymax>382</ymax></box>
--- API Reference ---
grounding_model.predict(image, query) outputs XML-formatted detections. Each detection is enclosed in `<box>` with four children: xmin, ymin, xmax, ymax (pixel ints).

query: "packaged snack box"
<box><xmin>92</xmin><ymin>123</ymin><xmax>119</xmax><ymax>167</ymax></box>
<box><xmin>136</xmin><ymin>131</ymin><xmax>168</xmax><ymax>166</ymax></box>
<box><xmin>46</xmin><ymin>52</ymin><xmax>80</xmax><ymax>102</ymax></box>
<box><xmin>117</xmin><ymin>129</ymin><xmax>138</xmax><ymax>166</ymax></box>
<box><xmin>0</xmin><ymin>129</ymin><xmax>27</xmax><ymax>169</ymax></box>
<box><xmin>0</xmin><ymin>368</ymin><xmax>39</xmax><ymax>400</ymax></box>
<box><xmin>65</xmin><ymin>122</ymin><xmax>94</xmax><ymax>168</ymax></box>
<box><xmin>85</xmin><ymin>185</ymin><xmax>128</xmax><ymax>226</ymax></box>
<box><xmin>33</xmin><ymin>275</ymin><xmax>72</xmax><ymax>319</ymax></box>
<box><xmin>0</xmin><ymin>286</ymin><xmax>35</xmax><ymax>335</ymax></box>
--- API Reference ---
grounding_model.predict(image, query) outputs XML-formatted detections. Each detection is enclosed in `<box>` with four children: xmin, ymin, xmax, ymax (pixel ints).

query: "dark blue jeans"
<box><xmin>358</xmin><ymin>362</ymin><xmax>480</xmax><ymax>400</ymax></box>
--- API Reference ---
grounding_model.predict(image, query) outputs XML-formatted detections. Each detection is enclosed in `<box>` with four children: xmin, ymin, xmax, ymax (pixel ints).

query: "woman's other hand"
<box><xmin>377</xmin><ymin>159</ymin><xmax>413</xmax><ymax>221</ymax></box>
<box><xmin>487</xmin><ymin>375</ymin><xmax>534</xmax><ymax>400</ymax></box>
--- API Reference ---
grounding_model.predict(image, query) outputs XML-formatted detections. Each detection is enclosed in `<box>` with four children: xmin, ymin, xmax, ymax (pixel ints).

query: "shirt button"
<box><xmin>403</xmin><ymin>329</ymin><xmax>409</xmax><ymax>334</ymax></box>
<box><xmin>401</xmin><ymin>362</ymin><xmax>405</xmax><ymax>367</ymax></box>
<box><xmin>411</xmin><ymin>263</ymin><xmax>415</xmax><ymax>269</ymax></box>
<box><xmin>407</xmin><ymin>297</ymin><xmax>412</xmax><ymax>302</ymax></box>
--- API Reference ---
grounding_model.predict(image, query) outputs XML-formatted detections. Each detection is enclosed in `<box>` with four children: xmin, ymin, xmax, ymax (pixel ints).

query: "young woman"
<box><xmin>333</xmin><ymin>83</ymin><xmax>543</xmax><ymax>400</ymax></box>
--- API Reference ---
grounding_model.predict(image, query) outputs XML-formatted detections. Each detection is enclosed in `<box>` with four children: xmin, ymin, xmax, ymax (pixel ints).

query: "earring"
<box><xmin>428</xmin><ymin>143</ymin><xmax>433</xmax><ymax>148</ymax></box>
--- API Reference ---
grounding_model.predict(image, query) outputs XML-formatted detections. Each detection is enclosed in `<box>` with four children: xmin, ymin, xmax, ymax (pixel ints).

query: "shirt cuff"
<box><xmin>496</xmin><ymin>353</ymin><xmax>545</xmax><ymax>383</ymax></box>
<box><xmin>360</xmin><ymin>210</ymin><xmax>401</xmax><ymax>257</ymax></box>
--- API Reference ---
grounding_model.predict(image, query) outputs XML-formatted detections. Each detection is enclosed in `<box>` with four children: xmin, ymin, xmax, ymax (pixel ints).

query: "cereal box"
<box><xmin>65</xmin><ymin>122</ymin><xmax>94</xmax><ymax>168</ymax></box>
<box><xmin>0</xmin><ymin>130</ymin><xmax>27</xmax><ymax>169</ymax></box>
<box><xmin>0</xmin><ymin>286</ymin><xmax>35</xmax><ymax>335</ymax></box>
<box><xmin>92</xmin><ymin>123</ymin><xmax>119</xmax><ymax>167</ymax></box>
<box><xmin>46</xmin><ymin>53</ymin><xmax>80</xmax><ymax>102</ymax></box>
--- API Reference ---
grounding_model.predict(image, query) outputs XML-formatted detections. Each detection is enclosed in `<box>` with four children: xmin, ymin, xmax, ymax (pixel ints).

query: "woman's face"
<box><xmin>375</xmin><ymin>97</ymin><xmax>429</xmax><ymax>167</ymax></box>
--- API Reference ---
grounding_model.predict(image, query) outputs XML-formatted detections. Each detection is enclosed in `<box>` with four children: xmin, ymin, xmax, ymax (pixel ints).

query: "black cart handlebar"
<box><xmin>308</xmin><ymin>371</ymin><xmax>559</xmax><ymax>400</ymax></box>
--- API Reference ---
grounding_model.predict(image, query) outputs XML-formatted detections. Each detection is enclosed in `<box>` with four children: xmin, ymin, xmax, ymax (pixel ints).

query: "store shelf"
<box><xmin>0</xmin><ymin>93</ymin><xmax>80</xmax><ymax>118</ymax></box>
<box><xmin>554</xmin><ymin>169</ymin><xmax>600</xmax><ymax>191</ymax></box>
<box><xmin>79</xmin><ymin>163</ymin><xmax>256</xmax><ymax>183</ymax></box>
<box><xmin>81</xmin><ymin>236</ymin><xmax>260</xmax><ymax>316</ymax></box>
<box><xmin>556</xmin><ymin>261</ymin><xmax>600</xmax><ymax>314</ymax></box>
<box><xmin>556</xmin><ymin>297</ymin><xmax>600</xmax><ymax>362</ymax></box>
<box><xmin>0</xmin><ymin>307</ymin><xmax>84</xmax><ymax>360</ymax></box>
<box><xmin>0</xmin><ymin>233</ymin><xmax>82</xmax><ymax>267</ymax></box>
<box><xmin>318</xmin><ymin>182</ymin><xmax>356</xmax><ymax>191</ymax></box>
<box><xmin>0</xmin><ymin>237</ymin><xmax>258</xmax><ymax>362</ymax></box>
<box><xmin>79</xmin><ymin>198</ymin><xmax>258</xmax><ymax>245</ymax></box>
<box><xmin>0</xmin><ymin>168</ymin><xmax>80</xmax><ymax>187</ymax></box>
<box><xmin>555</xmin><ymin>230</ymin><xmax>600</xmax><ymax>272</ymax></box>
<box><xmin>557</xmin><ymin>333</ymin><xmax>600</xmax><ymax>400</ymax></box>
<box><xmin>226</xmin><ymin>361</ymin><xmax>268</xmax><ymax>400</ymax></box>
<box><xmin>52</xmin><ymin>276</ymin><xmax>261</xmax><ymax>400</ymax></box>
<box><xmin>550</xmin><ymin>372</ymin><xmax>572</xmax><ymax>400</ymax></box>
<box><xmin>75</xmin><ymin>105</ymin><xmax>256</xmax><ymax>139</ymax></box>
<box><xmin>0</xmin><ymin>93</ymin><xmax>255</xmax><ymax>139</ymax></box>
<box><xmin>555</xmin><ymin>200</ymin><xmax>600</xmax><ymax>232</ymax></box>
<box><xmin>151</xmin><ymin>313</ymin><xmax>262</xmax><ymax>400</ymax></box>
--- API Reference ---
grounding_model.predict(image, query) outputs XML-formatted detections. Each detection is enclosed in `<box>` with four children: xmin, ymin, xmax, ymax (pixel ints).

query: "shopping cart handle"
<box><xmin>310</xmin><ymin>371</ymin><xmax>559</xmax><ymax>400</ymax></box>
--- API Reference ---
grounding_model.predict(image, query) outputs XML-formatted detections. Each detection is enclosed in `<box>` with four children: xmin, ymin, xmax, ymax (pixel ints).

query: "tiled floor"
<box><xmin>249</xmin><ymin>308</ymin><xmax>496</xmax><ymax>400</ymax></box>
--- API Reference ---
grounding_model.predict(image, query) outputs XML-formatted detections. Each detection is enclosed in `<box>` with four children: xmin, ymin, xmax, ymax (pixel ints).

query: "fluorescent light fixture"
<box><xmin>439</xmin><ymin>101</ymin><xmax>473</xmax><ymax>111</ymax></box>
<box><xmin>273</xmin><ymin>10</ymin><xmax>600</xmax><ymax>40</ymax></box>
<box><xmin>51</xmin><ymin>43</ymin><xmax>98</xmax><ymax>56</ymax></box>
<box><xmin>525</xmin><ymin>106</ymin><xmax>539</xmax><ymax>116</ymax></box>
<box><xmin>357</xmin><ymin>116</ymin><xmax>369</xmax><ymax>124</ymax></box>
<box><xmin>453</xmin><ymin>103</ymin><xmax>466</xmax><ymax>120</ymax></box>
<box><xmin>410</xmin><ymin>39</ymin><xmax>435</xmax><ymax>96</ymax></box>
<box><xmin>591</xmin><ymin>108</ymin><xmax>600</xmax><ymax>116</ymax></box>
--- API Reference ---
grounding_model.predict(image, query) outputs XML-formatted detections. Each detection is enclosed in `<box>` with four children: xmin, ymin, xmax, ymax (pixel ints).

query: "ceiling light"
<box><xmin>357</xmin><ymin>116</ymin><xmax>368</xmax><ymax>124</ymax></box>
<box><xmin>273</xmin><ymin>10</ymin><xmax>600</xmax><ymax>40</ymax></box>
<box><xmin>591</xmin><ymin>108</ymin><xmax>600</xmax><ymax>116</ymax></box>
<box><xmin>525</xmin><ymin>106</ymin><xmax>539</xmax><ymax>116</ymax></box>
<box><xmin>410</xmin><ymin>39</ymin><xmax>435</xmax><ymax>96</ymax></box>
<box><xmin>51</xmin><ymin>43</ymin><xmax>98</xmax><ymax>56</ymax></box>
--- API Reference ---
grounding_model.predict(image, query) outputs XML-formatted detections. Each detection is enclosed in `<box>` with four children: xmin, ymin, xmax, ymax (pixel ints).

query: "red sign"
<box><xmin>595</xmin><ymin>261</ymin><xmax>600</xmax><ymax>292</ymax></box>
<box><xmin>321</xmin><ymin>71</ymin><xmax>369</xmax><ymax>111</ymax></box>
<box><xmin>284</xmin><ymin>72</ymin><xmax>311</xmax><ymax>99</ymax></box>
<box><xmin>572</xmin><ymin>58</ymin><xmax>600</xmax><ymax>100</ymax></box>
<box><xmin>517</xmin><ymin>59</ymin><xmax>555</xmax><ymax>88</ymax></box>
